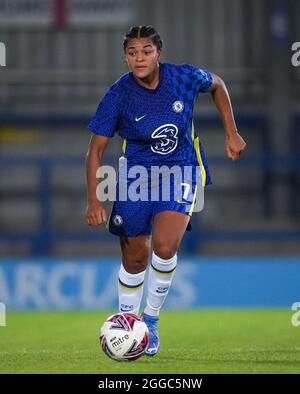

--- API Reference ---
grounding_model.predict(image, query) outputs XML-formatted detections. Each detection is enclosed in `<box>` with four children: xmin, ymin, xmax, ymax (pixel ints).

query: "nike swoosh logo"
<box><xmin>135</xmin><ymin>115</ymin><xmax>146</xmax><ymax>122</ymax></box>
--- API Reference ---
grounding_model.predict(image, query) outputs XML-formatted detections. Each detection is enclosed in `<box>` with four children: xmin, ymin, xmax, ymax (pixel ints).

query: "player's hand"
<box><xmin>85</xmin><ymin>200</ymin><xmax>107</xmax><ymax>226</ymax></box>
<box><xmin>225</xmin><ymin>132</ymin><xmax>246</xmax><ymax>160</ymax></box>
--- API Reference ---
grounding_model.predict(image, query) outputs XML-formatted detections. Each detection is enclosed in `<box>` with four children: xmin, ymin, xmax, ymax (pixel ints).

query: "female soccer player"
<box><xmin>86</xmin><ymin>26</ymin><xmax>246</xmax><ymax>356</ymax></box>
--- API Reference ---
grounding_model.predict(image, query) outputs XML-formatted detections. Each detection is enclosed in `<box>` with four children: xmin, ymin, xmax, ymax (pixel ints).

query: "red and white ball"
<box><xmin>100</xmin><ymin>313</ymin><xmax>149</xmax><ymax>361</ymax></box>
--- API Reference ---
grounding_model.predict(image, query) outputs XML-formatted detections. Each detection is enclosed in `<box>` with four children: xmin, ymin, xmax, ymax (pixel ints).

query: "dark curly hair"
<box><xmin>123</xmin><ymin>25</ymin><xmax>163</xmax><ymax>52</ymax></box>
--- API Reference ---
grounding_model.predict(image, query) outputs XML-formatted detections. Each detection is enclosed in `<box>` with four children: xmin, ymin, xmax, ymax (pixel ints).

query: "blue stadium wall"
<box><xmin>0</xmin><ymin>257</ymin><xmax>299</xmax><ymax>310</ymax></box>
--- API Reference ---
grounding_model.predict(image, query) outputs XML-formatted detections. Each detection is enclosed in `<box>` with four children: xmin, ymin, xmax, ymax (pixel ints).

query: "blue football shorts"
<box><xmin>107</xmin><ymin>164</ymin><xmax>203</xmax><ymax>237</ymax></box>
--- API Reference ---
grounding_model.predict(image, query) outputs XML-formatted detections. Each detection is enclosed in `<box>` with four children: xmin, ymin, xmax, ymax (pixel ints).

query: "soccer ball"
<box><xmin>100</xmin><ymin>313</ymin><xmax>149</xmax><ymax>361</ymax></box>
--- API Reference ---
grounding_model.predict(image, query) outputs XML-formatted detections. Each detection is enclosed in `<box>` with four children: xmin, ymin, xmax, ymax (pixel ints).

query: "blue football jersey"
<box><xmin>88</xmin><ymin>63</ymin><xmax>213</xmax><ymax>184</ymax></box>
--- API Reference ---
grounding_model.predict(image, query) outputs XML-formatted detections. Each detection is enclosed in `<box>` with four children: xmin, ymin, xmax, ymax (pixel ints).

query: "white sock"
<box><xmin>118</xmin><ymin>264</ymin><xmax>146</xmax><ymax>316</ymax></box>
<box><xmin>144</xmin><ymin>251</ymin><xmax>177</xmax><ymax>317</ymax></box>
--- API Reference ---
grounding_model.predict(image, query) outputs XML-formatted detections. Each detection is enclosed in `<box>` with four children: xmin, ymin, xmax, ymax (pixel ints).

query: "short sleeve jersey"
<box><xmin>88</xmin><ymin>63</ymin><xmax>213</xmax><ymax>184</ymax></box>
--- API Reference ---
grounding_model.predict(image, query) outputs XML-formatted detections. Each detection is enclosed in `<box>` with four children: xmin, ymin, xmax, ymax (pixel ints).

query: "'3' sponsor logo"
<box><xmin>151</xmin><ymin>124</ymin><xmax>178</xmax><ymax>155</ymax></box>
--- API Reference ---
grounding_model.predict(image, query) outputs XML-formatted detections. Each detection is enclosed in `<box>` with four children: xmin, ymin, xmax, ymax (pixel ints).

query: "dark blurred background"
<box><xmin>0</xmin><ymin>0</ymin><xmax>299</xmax><ymax>258</ymax></box>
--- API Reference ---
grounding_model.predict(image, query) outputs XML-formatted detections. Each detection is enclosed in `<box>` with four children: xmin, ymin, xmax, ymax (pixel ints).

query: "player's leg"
<box><xmin>118</xmin><ymin>234</ymin><xmax>151</xmax><ymax>315</ymax></box>
<box><xmin>145</xmin><ymin>210</ymin><xmax>189</xmax><ymax>315</ymax></box>
<box><xmin>142</xmin><ymin>210</ymin><xmax>190</xmax><ymax>355</ymax></box>
<box><xmin>107</xmin><ymin>195</ymin><xmax>153</xmax><ymax>316</ymax></box>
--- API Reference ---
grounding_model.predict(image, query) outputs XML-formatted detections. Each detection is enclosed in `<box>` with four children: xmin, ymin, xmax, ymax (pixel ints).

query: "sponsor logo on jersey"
<box><xmin>151</xmin><ymin>124</ymin><xmax>178</xmax><ymax>155</ymax></box>
<box><xmin>172</xmin><ymin>100</ymin><xmax>184</xmax><ymax>113</ymax></box>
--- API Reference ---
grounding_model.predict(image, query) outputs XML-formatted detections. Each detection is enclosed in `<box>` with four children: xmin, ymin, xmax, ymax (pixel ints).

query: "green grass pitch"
<box><xmin>0</xmin><ymin>310</ymin><xmax>299</xmax><ymax>374</ymax></box>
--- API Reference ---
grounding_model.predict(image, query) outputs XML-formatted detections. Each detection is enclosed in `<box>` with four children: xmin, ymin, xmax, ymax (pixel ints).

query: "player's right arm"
<box><xmin>85</xmin><ymin>134</ymin><xmax>110</xmax><ymax>226</ymax></box>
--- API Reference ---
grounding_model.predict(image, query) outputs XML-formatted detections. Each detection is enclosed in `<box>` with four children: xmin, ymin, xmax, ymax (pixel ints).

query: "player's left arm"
<box><xmin>209</xmin><ymin>73</ymin><xmax>246</xmax><ymax>160</ymax></box>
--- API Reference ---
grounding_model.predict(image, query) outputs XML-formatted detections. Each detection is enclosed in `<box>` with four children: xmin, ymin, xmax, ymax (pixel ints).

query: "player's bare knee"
<box><xmin>153</xmin><ymin>244</ymin><xmax>177</xmax><ymax>260</ymax></box>
<box><xmin>121</xmin><ymin>243</ymin><xmax>150</xmax><ymax>274</ymax></box>
<box><xmin>122</xmin><ymin>257</ymin><xmax>148</xmax><ymax>274</ymax></box>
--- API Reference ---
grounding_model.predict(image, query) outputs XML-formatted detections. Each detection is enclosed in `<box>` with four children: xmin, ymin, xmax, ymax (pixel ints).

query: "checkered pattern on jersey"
<box><xmin>163</xmin><ymin>64</ymin><xmax>212</xmax><ymax>172</ymax></box>
<box><xmin>88</xmin><ymin>76</ymin><xmax>129</xmax><ymax>137</ymax></box>
<box><xmin>167</xmin><ymin>64</ymin><xmax>212</xmax><ymax>126</ymax></box>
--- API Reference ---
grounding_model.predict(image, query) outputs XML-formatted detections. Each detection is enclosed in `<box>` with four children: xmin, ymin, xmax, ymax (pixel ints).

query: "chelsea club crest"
<box><xmin>172</xmin><ymin>100</ymin><xmax>184</xmax><ymax>113</ymax></box>
<box><xmin>113</xmin><ymin>215</ymin><xmax>123</xmax><ymax>226</ymax></box>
